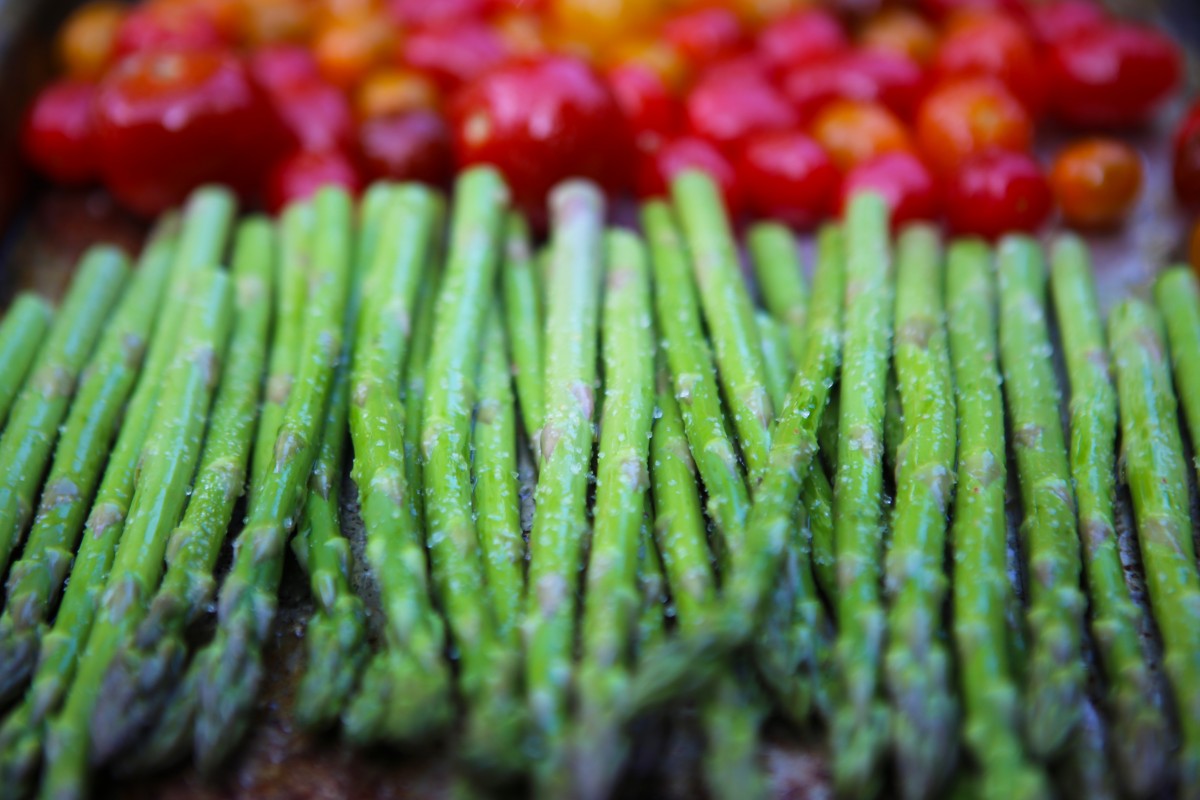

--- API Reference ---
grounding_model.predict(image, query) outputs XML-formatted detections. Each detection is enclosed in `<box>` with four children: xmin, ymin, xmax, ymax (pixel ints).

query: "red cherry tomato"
<box><xmin>402</xmin><ymin>23</ymin><xmax>508</xmax><ymax>93</ymax></box>
<box><xmin>916</xmin><ymin>78</ymin><xmax>1032</xmax><ymax>175</ymax></box>
<box><xmin>933</xmin><ymin>14</ymin><xmax>1045</xmax><ymax>116</ymax></box>
<box><xmin>358</xmin><ymin>111</ymin><xmax>454</xmax><ymax>185</ymax></box>
<box><xmin>269</xmin><ymin>79</ymin><xmax>355</xmax><ymax>153</ymax></box>
<box><xmin>663</xmin><ymin>8</ymin><xmax>745</xmax><ymax>66</ymax></box>
<box><xmin>945</xmin><ymin>149</ymin><xmax>1051</xmax><ymax>238</ymax></box>
<box><xmin>781</xmin><ymin>50</ymin><xmax>926</xmax><ymax>123</ymax></box>
<box><xmin>839</xmin><ymin>152</ymin><xmax>939</xmax><ymax>227</ymax></box>
<box><xmin>451</xmin><ymin>55</ymin><xmax>631</xmax><ymax>219</ymax></box>
<box><xmin>607</xmin><ymin>64</ymin><xmax>679</xmax><ymax>154</ymax></box>
<box><xmin>248</xmin><ymin>44</ymin><xmax>321</xmax><ymax>91</ymax></box>
<box><xmin>737</xmin><ymin>130</ymin><xmax>838</xmax><ymax>229</ymax></box>
<box><xmin>1173</xmin><ymin>103</ymin><xmax>1200</xmax><ymax>207</ymax></box>
<box><xmin>266</xmin><ymin>149</ymin><xmax>362</xmax><ymax>213</ymax></box>
<box><xmin>94</xmin><ymin>50</ymin><xmax>284</xmax><ymax>215</ymax></box>
<box><xmin>22</xmin><ymin>80</ymin><xmax>99</xmax><ymax>184</ymax></box>
<box><xmin>1049</xmin><ymin>138</ymin><xmax>1142</xmax><ymax>229</ymax></box>
<box><xmin>756</xmin><ymin>9</ymin><xmax>847</xmax><ymax>74</ymax></box>
<box><xmin>386</xmin><ymin>0</ymin><xmax>488</xmax><ymax>28</ymax></box>
<box><xmin>919</xmin><ymin>0</ymin><xmax>1028</xmax><ymax>22</ymax></box>
<box><xmin>636</xmin><ymin>136</ymin><xmax>739</xmax><ymax>214</ymax></box>
<box><xmin>685</xmin><ymin>73</ymin><xmax>796</xmax><ymax>158</ymax></box>
<box><xmin>698</xmin><ymin>52</ymin><xmax>771</xmax><ymax>85</ymax></box>
<box><xmin>1026</xmin><ymin>0</ymin><xmax>1106</xmax><ymax>48</ymax></box>
<box><xmin>1048</xmin><ymin>23</ymin><xmax>1181</xmax><ymax>128</ymax></box>
<box><xmin>113</xmin><ymin>4</ymin><xmax>227</xmax><ymax>58</ymax></box>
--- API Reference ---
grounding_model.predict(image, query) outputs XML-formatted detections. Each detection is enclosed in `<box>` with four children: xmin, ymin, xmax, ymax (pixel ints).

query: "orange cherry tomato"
<box><xmin>810</xmin><ymin>100</ymin><xmax>912</xmax><ymax>172</ymax></box>
<box><xmin>859</xmin><ymin>9</ymin><xmax>938</xmax><ymax>66</ymax></box>
<box><xmin>355</xmin><ymin>68</ymin><xmax>439</xmax><ymax>119</ymax></box>
<box><xmin>152</xmin><ymin>0</ymin><xmax>243</xmax><ymax>40</ymax></box>
<box><xmin>916</xmin><ymin>78</ymin><xmax>1032</xmax><ymax>175</ymax></box>
<box><xmin>549</xmin><ymin>0</ymin><xmax>663</xmax><ymax>56</ymax></box>
<box><xmin>604</xmin><ymin>38</ymin><xmax>689</xmax><ymax>92</ymax></box>
<box><xmin>237</xmin><ymin>0</ymin><xmax>315</xmax><ymax>47</ymax></box>
<box><xmin>313</xmin><ymin>13</ymin><xmax>394</xmax><ymax>89</ymax></box>
<box><xmin>318</xmin><ymin>0</ymin><xmax>378</xmax><ymax>24</ymax></box>
<box><xmin>492</xmin><ymin>10</ymin><xmax>549</xmax><ymax>56</ymax></box>
<box><xmin>1049</xmin><ymin>138</ymin><xmax>1143</xmax><ymax>229</ymax></box>
<box><xmin>57</xmin><ymin>1</ymin><xmax>126</xmax><ymax>80</ymax></box>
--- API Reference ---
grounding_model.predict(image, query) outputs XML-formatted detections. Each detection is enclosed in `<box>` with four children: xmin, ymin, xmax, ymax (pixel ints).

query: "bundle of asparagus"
<box><xmin>0</xmin><ymin>167</ymin><xmax>1198</xmax><ymax>800</ymax></box>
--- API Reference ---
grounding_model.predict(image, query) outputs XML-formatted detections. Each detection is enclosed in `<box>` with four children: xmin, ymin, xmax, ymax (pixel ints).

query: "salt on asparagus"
<box><xmin>0</xmin><ymin>294</ymin><xmax>53</xmax><ymax>430</ymax></box>
<box><xmin>501</xmin><ymin>212</ymin><xmax>546</xmax><ymax>453</ymax></box>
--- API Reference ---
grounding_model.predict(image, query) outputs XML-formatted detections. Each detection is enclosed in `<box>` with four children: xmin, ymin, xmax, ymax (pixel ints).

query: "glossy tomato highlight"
<box><xmin>916</xmin><ymin>78</ymin><xmax>1032</xmax><ymax>175</ymax></box>
<box><xmin>685</xmin><ymin>72</ymin><xmax>796</xmax><ymax>157</ymax></box>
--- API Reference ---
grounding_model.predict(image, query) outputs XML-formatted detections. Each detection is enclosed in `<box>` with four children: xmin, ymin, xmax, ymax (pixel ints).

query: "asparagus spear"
<box><xmin>748</xmin><ymin>221</ymin><xmax>808</xmax><ymax>362</ymax></box>
<box><xmin>572</xmin><ymin>229</ymin><xmax>656</xmax><ymax>800</ymax></box>
<box><xmin>43</xmin><ymin>267</ymin><xmax>233</xmax><ymax>800</ymax></box>
<box><xmin>0</xmin><ymin>247</ymin><xmax>129</xmax><ymax>571</ymax></box>
<box><xmin>1109</xmin><ymin>298</ymin><xmax>1200</xmax><ymax>795</ymax></box>
<box><xmin>343</xmin><ymin>186</ymin><xmax>455</xmax><ymax>746</ymax></box>
<box><xmin>191</xmin><ymin>187</ymin><xmax>351</xmax><ymax>772</ymax></box>
<box><xmin>946</xmin><ymin>239</ymin><xmax>1049</xmax><ymax>800</ymax></box>
<box><xmin>0</xmin><ymin>294</ymin><xmax>53</xmax><ymax>430</ymax></box>
<box><xmin>1155</xmin><ymin>267</ymin><xmax>1200</xmax><ymax>485</ymax></box>
<box><xmin>0</xmin><ymin>224</ymin><xmax>176</xmax><ymax>704</ymax></box>
<box><xmin>525</xmin><ymin>180</ymin><xmax>606</xmax><ymax>763</ymax></box>
<box><xmin>702</xmin><ymin>673</ymin><xmax>770</xmax><ymax>800</ymax></box>
<box><xmin>402</xmin><ymin>244</ymin><xmax>443</xmax><ymax>538</ymax></box>
<box><xmin>1051</xmin><ymin>236</ymin><xmax>1168</xmax><ymax>795</ymax></box>
<box><xmin>828</xmin><ymin>192</ymin><xmax>893</xmax><ymax>796</ymax></box>
<box><xmin>996</xmin><ymin>235</ymin><xmax>1086</xmax><ymax>758</ymax></box>
<box><xmin>671</xmin><ymin>171</ymin><xmax>773</xmax><ymax>482</ymax></box>
<box><xmin>882</xmin><ymin>224</ymin><xmax>958</xmax><ymax>800</ymax></box>
<box><xmin>501</xmin><ymin>212</ymin><xmax>545</xmax><ymax>452</ymax></box>
<box><xmin>634</xmin><ymin>523</ymin><xmax>669</xmax><ymax>655</ymax></box>
<box><xmin>90</xmin><ymin>220</ymin><xmax>274</xmax><ymax>765</ymax></box>
<box><xmin>756</xmin><ymin>312</ymin><xmax>794</xmax><ymax>413</ymax></box>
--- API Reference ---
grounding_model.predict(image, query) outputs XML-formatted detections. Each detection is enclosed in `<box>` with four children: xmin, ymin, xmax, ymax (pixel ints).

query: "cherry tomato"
<box><xmin>152</xmin><ymin>0</ymin><xmax>242</xmax><ymax>39</ymax></box>
<box><xmin>603</xmin><ymin>38</ymin><xmax>689</xmax><ymax>92</ymax></box>
<box><xmin>737</xmin><ymin>130</ymin><xmax>838</xmax><ymax>228</ymax></box>
<box><xmin>492</xmin><ymin>10</ymin><xmax>548</xmax><ymax>57</ymax></box>
<box><xmin>663</xmin><ymin>8</ymin><xmax>745</xmax><ymax>66</ymax></box>
<box><xmin>839</xmin><ymin>152</ymin><xmax>939</xmax><ymax>227</ymax></box>
<box><xmin>1048</xmin><ymin>23</ymin><xmax>1181</xmax><ymax>128</ymax></box>
<box><xmin>684</xmin><ymin>73</ymin><xmax>796</xmax><ymax>157</ymax></box>
<box><xmin>781</xmin><ymin>50</ymin><xmax>926</xmax><ymax>123</ymax></box>
<box><xmin>249</xmin><ymin>45</ymin><xmax>322</xmax><ymax>92</ymax></box>
<box><xmin>387</xmin><ymin>0</ymin><xmax>488</xmax><ymax>27</ymax></box>
<box><xmin>94</xmin><ymin>50</ymin><xmax>285</xmax><ymax>215</ymax></box>
<box><xmin>358</xmin><ymin>111</ymin><xmax>454</xmax><ymax>185</ymax></box>
<box><xmin>237</xmin><ymin>0</ymin><xmax>315</xmax><ymax>47</ymax></box>
<box><xmin>57</xmin><ymin>2</ymin><xmax>125</xmax><ymax>80</ymax></box>
<box><xmin>698</xmin><ymin>52</ymin><xmax>771</xmax><ymax>85</ymax></box>
<box><xmin>402</xmin><ymin>23</ymin><xmax>508</xmax><ymax>93</ymax></box>
<box><xmin>22</xmin><ymin>80</ymin><xmax>99</xmax><ymax>184</ymax></box>
<box><xmin>810</xmin><ymin>100</ymin><xmax>912</xmax><ymax>172</ymax></box>
<box><xmin>266</xmin><ymin>149</ymin><xmax>362</xmax><ymax>213</ymax></box>
<box><xmin>269</xmin><ymin>79</ymin><xmax>356</xmax><ymax>153</ymax></box>
<box><xmin>919</xmin><ymin>0</ymin><xmax>1027</xmax><ymax>23</ymax></box>
<box><xmin>487</xmin><ymin>0</ymin><xmax>547</xmax><ymax>12</ymax></box>
<box><xmin>858</xmin><ymin>9</ymin><xmax>938</xmax><ymax>66</ymax></box>
<box><xmin>548</xmin><ymin>0</ymin><xmax>662</xmax><ymax>57</ymax></box>
<box><xmin>1173</xmin><ymin>103</ymin><xmax>1200</xmax><ymax>207</ymax></box>
<box><xmin>756</xmin><ymin>9</ymin><xmax>847</xmax><ymax>74</ymax></box>
<box><xmin>1026</xmin><ymin>0</ymin><xmax>1106</xmax><ymax>48</ymax></box>
<box><xmin>317</xmin><ymin>0</ymin><xmax>377</xmax><ymax>24</ymax></box>
<box><xmin>312</xmin><ymin>13</ymin><xmax>394</xmax><ymax>89</ymax></box>
<box><xmin>932</xmin><ymin>14</ymin><xmax>1045</xmax><ymax>116</ymax></box>
<box><xmin>451</xmin><ymin>55</ymin><xmax>631</xmax><ymax>219</ymax></box>
<box><xmin>945</xmin><ymin>149</ymin><xmax>1051</xmax><ymax>238</ymax></box>
<box><xmin>356</xmin><ymin>68</ymin><xmax>440</xmax><ymax>119</ymax></box>
<box><xmin>607</xmin><ymin>64</ymin><xmax>680</xmax><ymax>153</ymax></box>
<box><xmin>1049</xmin><ymin>138</ymin><xmax>1142</xmax><ymax>229</ymax></box>
<box><xmin>916</xmin><ymin>78</ymin><xmax>1031</xmax><ymax>175</ymax></box>
<box><xmin>636</xmin><ymin>136</ymin><xmax>739</xmax><ymax>214</ymax></box>
<box><xmin>113</xmin><ymin>4</ymin><xmax>227</xmax><ymax>57</ymax></box>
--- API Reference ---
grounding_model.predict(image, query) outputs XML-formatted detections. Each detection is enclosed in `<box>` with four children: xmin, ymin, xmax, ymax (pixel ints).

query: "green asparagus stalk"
<box><xmin>748</xmin><ymin>221</ymin><xmax>808</xmax><ymax>363</ymax></box>
<box><xmin>946</xmin><ymin>239</ymin><xmax>1048</xmax><ymax>800</ymax></box>
<box><xmin>0</xmin><ymin>294</ymin><xmax>53</xmax><ymax>430</ymax></box>
<box><xmin>1155</xmin><ymin>267</ymin><xmax>1200</xmax><ymax>486</ymax></box>
<box><xmin>671</xmin><ymin>171</ymin><xmax>773</xmax><ymax>482</ymax></box>
<box><xmin>634</xmin><ymin>524</ymin><xmax>669</xmax><ymax>655</ymax></box>
<box><xmin>1109</xmin><ymin>297</ymin><xmax>1200</xmax><ymax>795</ymax></box>
<box><xmin>42</xmin><ymin>267</ymin><xmax>233</xmax><ymax>800</ymax></box>
<box><xmin>0</xmin><ymin>223</ymin><xmax>176</xmax><ymax>704</ymax></box>
<box><xmin>756</xmin><ymin>312</ymin><xmax>794</xmax><ymax>413</ymax></box>
<box><xmin>827</xmin><ymin>192</ymin><xmax>893</xmax><ymax>797</ymax></box>
<box><xmin>473</xmin><ymin>303</ymin><xmax>526</xmax><ymax>639</ymax></box>
<box><xmin>571</xmin><ymin>229</ymin><xmax>657</xmax><ymax>800</ymax></box>
<box><xmin>501</xmin><ymin>212</ymin><xmax>545</xmax><ymax>452</ymax></box>
<box><xmin>343</xmin><ymin>185</ymin><xmax>455</xmax><ymax>746</ymax></box>
<box><xmin>996</xmin><ymin>235</ymin><xmax>1086</xmax><ymax>758</ymax></box>
<box><xmin>702</xmin><ymin>672</ymin><xmax>770</xmax><ymax>800</ymax></box>
<box><xmin>402</xmin><ymin>247</ymin><xmax>443</xmax><ymax>537</ymax></box>
<box><xmin>90</xmin><ymin>219</ymin><xmax>274</xmax><ymax>765</ymax></box>
<box><xmin>882</xmin><ymin>224</ymin><xmax>958</xmax><ymax>800</ymax></box>
<box><xmin>191</xmin><ymin>187</ymin><xmax>351</xmax><ymax>773</ymax></box>
<box><xmin>0</xmin><ymin>247</ymin><xmax>129</xmax><ymax>571</ymax></box>
<box><xmin>525</xmin><ymin>180</ymin><xmax>606</xmax><ymax>764</ymax></box>
<box><xmin>1051</xmin><ymin>235</ymin><xmax>1168</xmax><ymax>795</ymax></box>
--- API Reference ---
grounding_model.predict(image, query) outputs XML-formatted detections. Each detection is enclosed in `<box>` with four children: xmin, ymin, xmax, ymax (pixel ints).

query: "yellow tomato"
<box><xmin>57</xmin><ymin>1</ymin><xmax>126</xmax><ymax>80</ymax></box>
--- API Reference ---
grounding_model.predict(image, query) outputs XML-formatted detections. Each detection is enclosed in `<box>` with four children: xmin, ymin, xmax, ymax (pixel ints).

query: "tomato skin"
<box><xmin>810</xmin><ymin>100</ymin><xmax>912</xmax><ymax>172</ymax></box>
<box><xmin>858</xmin><ymin>9</ymin><xmax>938</xmax><ymax>66</ymax></box>
<box><xmin>358</xmin><ymin>111</ymin><xmax>454</xmax><ymax>185</ymax></box>
<box><xmin>663</xmin><ymin>8</ymin><xmax>745</xmax><ymax>66</ymax></box>
<box><xmin>737</xmin><ymin>130</ymin><xmax>839</xmax><ymax>229</ymax></box>
<box><xmin>607</xmin><ymin>64</ymin><xmax>680</xmax><ymax>154</ymax></box>
<box><xmin>781</xmin><ymin>50</ymin><xmax>926</xmax><ymax>123</ymax></box>
<box><xmin>756</xmin><ymin>9</ymin><xmax>848</xmax><ymax>74</ymax></box>
<box><xmin>547</xmin><ymin>0</ymin><xmax>662</xmax><ymax>57</ymax></box>
<box><xmin>636</xmin><ymin>136</ymin><xmax>739</xmax><ymax>215</ymax></box>
<box><xmin>932</xmin><ymin>14</ymin><xmax>1045</xmax><ymax>116</ymax></box>
<box><xmin>1173</xmin><ymin>104</ymin><xmax>1200</xmax><ymax>208</ymax></box>
<box><xmin>312</xmin><ymin>13</ymin><xmax>395</xmax><ymax>89</ymax></box>
<box><xmin>356</xmin><ymin>68</ymin><xmax>440</xmax><ymax>119</ymax></box>
<box><xmin>22</xmin><ymin>80</ymin><xmax>100</xmax><ymax>184</ymax></box>
<box><xmin>1050</xmin><ymin>138</ymin><xmax>1142</xmax><ymax>229</ymax></box>
<box><xmin>839</xmin><ymin>152</ymin><xmax>939</xmax><ymax>227</ymax></box>
<box><xmin>919</xmin><ymin>0</ymin><xmax>1027</xmax><ymax>22</ymax></box>
<box><xmin>237</xmin><ymin>0</ymin><xmax>315</xmax><ymax>47</ymax></box>
<box><xmin>248</xmin><ymin>45</ymin><xmax>322</xmax><ymax>92</ymax></box>
<box><xmin>57</xmin><ymin>2</ymin><xmax>126</xmax><ymax>80</ymax></box>
<box><xmin>685</xmin><ymin>73</ymin><xmax>796</xmax><ymax>157</ymax></box>
<box><xmin>1026</xmin><ymin>0</ymin><xmax>1106</xmax><ymax>47</ymax></box>
<box><xmin>387</xmin><ymin>0</ymin><xmax>489</xmax><ymax>27</ymax></box>
<box><xmin>945</xmin><ymin>149</ymin><xmax>1052</xmax><ymax>238</ymax></box>
<box><xmin>916</xmin><ymin>78</ymin><xmax>1032</xmax><ymax>175</ymax></box>
<box><xmin>113</xmin><ymin>4</ymin><xmax>227</xmax><ymax>58</ymax></box>
<box><xmin>269</xmin><ymin>79</ymin><xmax>356</xmax><ymax>153</ymax></box>
<box><xmin>94</xmin><ymin>50</ymin><xmax>285</xmax><ymax>215</ymax></box>
<box><xmin>266</xmin><ymin>149</ymin><xmax>362</xmax><ymax>214</ymax></box>
<box><xmin>402</xmin><ymin>24</ymin><xmax>508</xmax><ymax>93</ymax></box>
<box><xmin>1049</xmin><ymin>23</ymin><xmax>1181</xmax><ymax>128</ymax></box>
<box><xmin>451</xmin><ymin>55</ymin><xmax>631</xmax><ymax>219</ymax></box>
